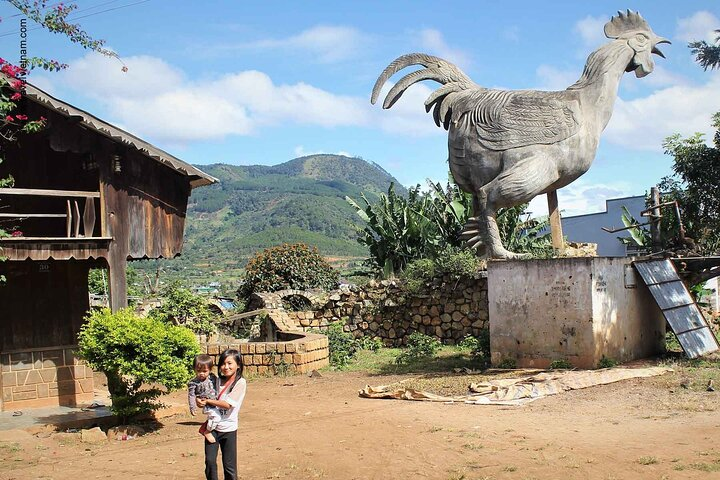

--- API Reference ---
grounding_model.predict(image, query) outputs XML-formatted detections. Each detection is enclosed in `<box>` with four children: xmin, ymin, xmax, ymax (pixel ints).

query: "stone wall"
<box><xmin>200</xmin><ymin>331</ymin><xmax>329</xmax><ymax>375</ymax></box>
<box><xmin>1</xmin><ymin>346</ymin><xmax>94</xmax><ymax>410</ymax></box>
<box><xmin>250</xmin><ymin>273</ymin><xmax>489</xmax><ymax>347</ymax></box>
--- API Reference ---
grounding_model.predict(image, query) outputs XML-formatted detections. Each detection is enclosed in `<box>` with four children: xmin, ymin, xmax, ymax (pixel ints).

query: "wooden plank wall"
<box><xmin>0</xmin><ymin>260</ymin><xmax>90</xmax><ymax>352</ymax></box>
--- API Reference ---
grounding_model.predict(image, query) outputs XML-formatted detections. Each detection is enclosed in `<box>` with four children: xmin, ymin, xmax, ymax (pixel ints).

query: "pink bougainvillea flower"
<box><xmin>5</xmin><ymin>115</ymin><xmax>13</xmax><ymax>122</ymax></box>
<box><xmin>15</xmin><ymin>114</ymin><xmax>27</xmax><ymax>121</ymax></box>
<box><xmin>10</xmin><ymin>92</ymin><xmax>21</xmax><ymax>101</ymax></box>
<box><xmin>11</xmin><ymin>80</ymin><xmax>23</xmax><ymax>90</ymax></box>
<box><xmin>11</xmin><ymin>230</ymin><xmax>23</xmax><ymax>237</ymax></box>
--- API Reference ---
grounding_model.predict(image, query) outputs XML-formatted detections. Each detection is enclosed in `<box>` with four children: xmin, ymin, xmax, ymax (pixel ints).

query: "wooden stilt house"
<box><xmin>0</xmin><ymin>81</ymin><xmax>216</xmax><ymax>411</ymax></box>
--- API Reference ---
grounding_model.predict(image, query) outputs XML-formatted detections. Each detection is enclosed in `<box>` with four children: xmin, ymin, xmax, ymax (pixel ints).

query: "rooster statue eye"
<box><xmin>634</xmin><ymin>34</ymin><xmax>648</xmax><ymax>45</ymax></box>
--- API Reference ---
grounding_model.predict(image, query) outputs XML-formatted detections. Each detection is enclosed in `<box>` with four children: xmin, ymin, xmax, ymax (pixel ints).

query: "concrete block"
<box><xmin>239</xmin><ymin>343</ymin><xmax>249</xmax><ymax>355</ymax></box>
<box><xmin>66</xmin><ymin>365</ymin><xmax>84</xmax><ymax>379</ymax></box>
<box><xmin>208</xmin><ymin>344</ymin><xmax>219</xmax><ymax>355</ymax></box>
<box><xmin>57</xmin><ymin>380</ymin><xmax>77</xmax><ymax>395</ymax></box>
<box><xmin>255</xmin><ymin>344</ymin><xmax>266</xmax><ymax>354</ymax></box>
<box><xmin>78</xmin><ymin>378</ymin><xmax>94</xmax><ymax>394</ymax></box>
<box><xmin>37</xmin><ymin>383</ymin><xmax>49</xmax><ymax>398</ymax></box>
<box><xmin>24</xmin><ymin>370</ymin><xmax>43</xmax><ymax>385</ymax></box>
<box><xmin>15</xmin><ymin>371</ymin><xmax>28</xmax><ymax>385</ymax></box>
<box><xmin>2</xmin><ymin>372</ymin><xmax>16</xmax><ymax>387</ymax></box>
<box><xmin>488</xmin><ymin>258</ymin><xmax>665</xmax><ymax>369</ymax></box>
<box><xmin>2</xmin><ymin>387</ymin><xmax>12</xmax><ymax>402</ymax></box>
<box><xmin>39</xmin><ymin>369</ymin><xmax>56</xmax><ymax>383</ymax></box>
<box><xmin>12</xmin><ymin>389</ymin><xmax>38</xmax><ymax>401</ymax></box>
<box><xmin>57</xmin><ymin>367</ymin><xmax>74</xmax><ymax>382</ymax></box>
<box><xmin>285</xmin><ymin>343</ymin><xmax>296</xmax><ymax>353</ymax></box>
<box><xmin>81</xmin><ymin>427</ymin><xmax>107</xmax><ymax>444</ymax></box>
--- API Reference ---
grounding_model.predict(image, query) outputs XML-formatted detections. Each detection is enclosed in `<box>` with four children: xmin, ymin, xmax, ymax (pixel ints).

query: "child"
<box><xmin>188</xmin><ymin>354</ymin><xmax>221</xmax><ymax>444</ymax></box>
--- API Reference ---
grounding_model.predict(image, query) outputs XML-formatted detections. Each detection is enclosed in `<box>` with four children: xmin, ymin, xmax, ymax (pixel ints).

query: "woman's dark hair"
<box><xmin>217</xmin><ymin>349</ymin><xmax>243</xmax><ymax>390</ymax></box>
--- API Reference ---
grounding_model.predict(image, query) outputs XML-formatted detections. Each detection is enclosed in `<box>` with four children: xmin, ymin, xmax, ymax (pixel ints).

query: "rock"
<box><xmin>81</xmin><ymin>427</ymin><xmax>107</xmax><ymax>443</ymax></box>
<box><xmin>107</xmin><ymin>425</ymin><xmax>146</xmax><ymax>441</ymax></box>
<box><xmin>307</xmin><ymin>370</ymin><xmax>322</xmax><ymax>378</ymax></box>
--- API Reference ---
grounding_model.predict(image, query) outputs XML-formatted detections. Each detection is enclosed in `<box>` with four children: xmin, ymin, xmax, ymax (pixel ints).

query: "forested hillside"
<box><xmin>136</xmin><ymin>154</ymin><xmax>406</xmax><ymax>288</ymax></box>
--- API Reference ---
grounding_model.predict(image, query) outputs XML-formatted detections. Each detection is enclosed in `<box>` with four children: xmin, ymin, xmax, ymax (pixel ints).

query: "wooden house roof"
<box><xmin>20</xmin><ymin>79</ymin><xmax>218</xmax><ymax>188</ymax></box>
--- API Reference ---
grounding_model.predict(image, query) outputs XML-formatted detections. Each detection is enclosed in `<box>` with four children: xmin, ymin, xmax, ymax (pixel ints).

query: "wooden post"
<box><xmin>547</xmin><ymin>190</ymin><xmax>564</xmax><ymax>254</ymax></box>
<box><xmin>650</xmin><ymin>186</ymin><xmax>661</xmax><ymax>253</ymax></box>
<box><xmin>107</xmin><ymin>254</ymin><xmax>128</xmax><ymax>312</ymax></box>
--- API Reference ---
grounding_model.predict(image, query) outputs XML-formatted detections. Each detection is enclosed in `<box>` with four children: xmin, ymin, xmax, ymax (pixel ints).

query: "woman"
<box><xmin>196</xmin><ymin>349</ymin><xmax>247</xmax><ymax>480</ymax></box>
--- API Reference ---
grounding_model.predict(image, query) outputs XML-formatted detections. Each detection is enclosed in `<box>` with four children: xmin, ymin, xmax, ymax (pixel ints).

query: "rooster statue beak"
<box><xmin>652</xmin><ymin>37</ymin><xmax>671</xmax><ymax>58</ymax></box>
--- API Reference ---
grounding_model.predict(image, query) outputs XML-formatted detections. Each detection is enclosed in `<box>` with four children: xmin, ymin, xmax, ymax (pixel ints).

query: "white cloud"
<box><xmin>241</xmin><ymin>25</ymin><xmax>368</xmax><ymax>63</ymax></box>
<box><xmin>676</xmin><ymin>11</ymin><xmax>720</xmax><ymax>43</ymax></box>
<box><xmin>293</xmin><ymin>146</ymin><xmax>353</xmax><ymax>158</ymax></box>
<box><xmin>417</xmin><ymin>29</ymin><xmax>472</xmax><ymax>71</ymax></box>
<box><xmin>605</xmin><ymin>72</ymin><xmax>720</xmax><ymax>152</ymax></box>
<box><xmin>574</xmin><ymin>15</ymin><xmax>607</xmax><ymax>49</ymax></box>
<box><xmin>535</xmin><ymin>64</ymin><xmax>578</xmax><ymax>91</ymax></box>
<box><xmin>528</xmin><ymin>180</ymin><xmax>633</xmax><ymax>217</ymax></box>
<box><xmin>372</xmin><ymin>81</ymin><xmax>446</xmax><ymax>138</ymax></box>
<box><xmin>46</xmin><ymin>53</ymin><xmax>374</xmax><ymax>143</ymax></box>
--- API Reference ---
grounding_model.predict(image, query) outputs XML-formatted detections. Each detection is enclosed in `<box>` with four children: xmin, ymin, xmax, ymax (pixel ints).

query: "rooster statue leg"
<box><xmin>460</xmin><ymin>192</ymin><xmax>530</xmax><ymax>260</ymax></box>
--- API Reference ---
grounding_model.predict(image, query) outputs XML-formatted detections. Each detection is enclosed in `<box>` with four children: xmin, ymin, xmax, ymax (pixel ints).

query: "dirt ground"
<box><xmin>1</xmin><ymin>367</ymin><xmax>719</xmax><ymax>480</ymax></box>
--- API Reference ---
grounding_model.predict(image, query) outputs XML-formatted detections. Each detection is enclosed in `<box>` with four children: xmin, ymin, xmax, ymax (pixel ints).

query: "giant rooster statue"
<box><xmin>371</xmin><ymin>10</ymin><xmax>669</xmax><ymax>259</ymax></box>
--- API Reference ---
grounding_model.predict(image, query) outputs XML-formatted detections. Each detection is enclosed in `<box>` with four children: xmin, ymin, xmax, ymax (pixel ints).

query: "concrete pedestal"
<box><xmin>488</xmin><ymin>257</ymin><xmax>665</xmax><ymax>369</ymax></box>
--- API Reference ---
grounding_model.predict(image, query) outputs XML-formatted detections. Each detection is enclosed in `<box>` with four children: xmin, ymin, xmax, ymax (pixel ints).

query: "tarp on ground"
<box><xmin>358</xmin><ymin>366</ymin><xmax>673</xmax><ymax>406</ymax></box>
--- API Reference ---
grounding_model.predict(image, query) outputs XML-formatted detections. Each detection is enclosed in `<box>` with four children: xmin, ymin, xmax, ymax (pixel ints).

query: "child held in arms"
<box><xmin>188</xmin><ymin>354</ymin><xmax>221</xmax><ymax>444</ymax></box>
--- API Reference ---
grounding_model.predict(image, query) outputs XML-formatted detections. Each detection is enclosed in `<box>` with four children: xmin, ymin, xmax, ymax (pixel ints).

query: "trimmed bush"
<box><xmin>149</xmin><ymin>282</ymin><xmax>219</xmax><ymax>335</ymax></box>
<box><xmin>239</xmin><ymin>243</ymin><xmax>338</xmax><ymax>298</ymax></box>
<box><xmin>77</xmin><ymin>308</ymin><xmax>200</xmax><ymax>422</ymax></box>
<box><xmin>396</xmin><ymin>332</ymin><xmax>441</xmax><ymax>364</ymax></box>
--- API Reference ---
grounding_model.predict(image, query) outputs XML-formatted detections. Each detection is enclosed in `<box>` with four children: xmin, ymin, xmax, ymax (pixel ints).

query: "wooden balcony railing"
<box><xmin>0</xmin><ymin>188</ymin><xmax>102</xmax><ymax>239</ymax></box>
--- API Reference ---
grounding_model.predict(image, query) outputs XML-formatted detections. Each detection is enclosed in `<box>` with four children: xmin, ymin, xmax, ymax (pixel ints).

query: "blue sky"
<box><xmin>1</xmin><ymin>0</ymin><xmax>719</xmax><ymax>216</ymax></box>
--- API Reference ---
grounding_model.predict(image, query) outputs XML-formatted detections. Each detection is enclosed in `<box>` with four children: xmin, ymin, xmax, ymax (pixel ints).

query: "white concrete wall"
<box><xmin>489</xmin><ymin>258</ymin><xmax>665</xmax><ymax>368</ymax></box>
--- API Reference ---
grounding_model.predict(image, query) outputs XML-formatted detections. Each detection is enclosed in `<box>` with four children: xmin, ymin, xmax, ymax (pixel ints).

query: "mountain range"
<box><xmin>142</xmin><ymin>154</ymin><xmax>406</xmax><ymax>288</ymax></box>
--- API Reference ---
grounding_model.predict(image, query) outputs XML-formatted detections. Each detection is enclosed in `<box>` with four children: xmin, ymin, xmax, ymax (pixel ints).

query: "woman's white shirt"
<box><xmin>214</xmin><ymin>377</ymin><xmax>247</xmax><ymax>433</ymax></box>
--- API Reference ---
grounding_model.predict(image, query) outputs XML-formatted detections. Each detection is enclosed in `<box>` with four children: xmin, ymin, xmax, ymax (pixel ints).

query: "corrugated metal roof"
<box><xmin>634</xmin><ymin>259</ymin><xmax>720</xmax><ymax>359</ymax></box>
<box><xmin>20</xmin><ymin>79</ymin><xmax>218</xmax><ymax>189</ymax></box>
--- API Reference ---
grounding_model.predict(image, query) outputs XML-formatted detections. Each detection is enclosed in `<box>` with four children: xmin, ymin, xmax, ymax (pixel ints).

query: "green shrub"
<box><xmin>458</xmin><ymin>331</ymin><xmax>490</xmax><ymax>364</ymax></box>
<box><xmin>396</xmin><ymin>332</ymin><xmax>441</xmax><ymax>364</ymax></box>
<box><xmin>77</xmin><ymin>308</ymin><xmax>200</xmax><ymax>422</ymax></box>
<box><xmin>324</xmin><ymin>322</ymin><xmax>359</xmax><ymax>368</ymax></box>
<box><xmin>496</xmin><ymin>358</ymin><xmax>517</xmax><ymax>369</ymax></box>
<box><xmin>549</xmin><ymin>359</ymin><xmax>573</xmax><ymax>370</ymax></box>
<box><xmin>357</xmin><ymin>336</ymin><xmax>384</xmax><ymax>352</ymax></box>
<box><xmin>149</xmin><ymin>282</ymin><xmax>219</xmax><ymax>335</ymax></box>
<box><xmin>239</xmin><ymin>243</ymin><xmax>339</xmax><ymax>298</ymax></box>
<box><xmin>402</xmin><ymin>246</ymin><xmax>483</xmax><ymax>294</ymax></box>
<box><xmin>433</xmin><ymin>246</ymin><xmax>484</xmax><ymax>278</ymax></box>
<box><xmin>597</xmin><ymin>355</ymin><xmax>618</xmax><ymax>369</ymax></box>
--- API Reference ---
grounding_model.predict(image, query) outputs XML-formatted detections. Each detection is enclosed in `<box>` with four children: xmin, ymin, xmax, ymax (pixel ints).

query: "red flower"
<box><xmin>15</xmin><ymin>114</ymin><xmax>27</xmax><ymax>121</ymax></box>
<box><xmin>11</xmin><ymin>80</ymin><xmax>23</xmax><ymax>90</ymax></box>
<box><xmin>10</xmin><ymin>92</ymin><xmax>21</xmax><ymax>101</ymax></box>
<box><xmin>5</xmin><ymin>115</ymin><xmax>13</xmax><ymax>122</ymax></box>
<box><xmin>10</xmin><ymin>230</ymin><xmax>23</xmax><ymax>237</ymax></box>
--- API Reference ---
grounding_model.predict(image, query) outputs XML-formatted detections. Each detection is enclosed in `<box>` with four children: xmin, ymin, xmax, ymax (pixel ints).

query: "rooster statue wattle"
<box><xmin>371</xmin><ymin>10</ymin><xmax>669</xmax><ymax>259</ymax></box>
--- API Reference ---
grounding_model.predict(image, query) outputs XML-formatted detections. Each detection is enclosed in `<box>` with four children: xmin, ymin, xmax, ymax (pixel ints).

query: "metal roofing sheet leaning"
<box><xmin>633</xmin><ymin>259</ymin><xmax>720</xmax><ymax>359</ymax></box>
